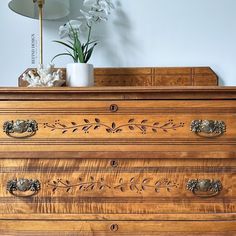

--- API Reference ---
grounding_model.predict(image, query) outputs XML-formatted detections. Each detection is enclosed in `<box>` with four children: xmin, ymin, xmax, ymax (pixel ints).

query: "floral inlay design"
<box><xmin>43</xmin><ymin>119</ymin><xmax>184</xmax><ymax>134</ymax></box>
<box><xmin>47</xmin><ymin>177</ymin><xmax>179</xmax><ymax>194</ymax></box>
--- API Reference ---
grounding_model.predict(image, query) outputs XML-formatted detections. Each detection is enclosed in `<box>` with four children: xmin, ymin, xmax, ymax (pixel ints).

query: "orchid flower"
<box><xmin>52</xmin><ymin>0</ymin><xmax>115</xmax><ymax>64</ymax></box>
<box><xmin>84</xmin><ymin>0</ymin><xmax>115</xmax><ymax>13</ymax></box>
<box><xmin>59</xmin><ymin>20</ymin><xmax>82</xmax><ymax>39</ymax></box>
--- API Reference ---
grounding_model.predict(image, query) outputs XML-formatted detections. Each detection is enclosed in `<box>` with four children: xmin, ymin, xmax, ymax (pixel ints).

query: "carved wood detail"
<box><xmin>42</xmin><ymin>119</ymin><xmax>185</xmax><ymax>134</ymax></box>
<box><xmin>47</xmin><ymin>177</ymin><xmax>179</xmax><ymax>194</ymax></box>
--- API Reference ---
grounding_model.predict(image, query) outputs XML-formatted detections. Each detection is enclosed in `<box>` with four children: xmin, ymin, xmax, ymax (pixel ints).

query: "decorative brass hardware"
<box><xmin>186</xmin><ymin>179</ymin><xmax>222</xmax><ymax>198</ymax></box>
<box><xmin>3</xmin><ymin>120</ymin><xmax>38</xmax><ymax>138</ymax></box>
<box><xmin>110</xmin><ymin>104</ymin><xmax>119</xmax><ymax>112</ymax></box>
<box><xmin>7</xmin><ymin>178</ymin><xmax>41</xmax><ymax>197</ymax></box>
<box><xmin>190</xmin><ymin>120</ymin><xmax>226</xmax><ymax>136</ymax></box>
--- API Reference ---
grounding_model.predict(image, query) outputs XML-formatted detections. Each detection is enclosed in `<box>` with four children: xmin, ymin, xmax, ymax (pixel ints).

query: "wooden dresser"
<box><xmin>0</xmin><ymin>87</ymin><xmax>236</xmax><ymax>235</ymax></box>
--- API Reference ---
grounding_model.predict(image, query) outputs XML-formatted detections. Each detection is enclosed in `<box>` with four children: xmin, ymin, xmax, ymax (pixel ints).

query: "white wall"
<box><xmin>1</xmin><ymin>0</ymin><xmax>236</xmax><ymax>86</ymax></box>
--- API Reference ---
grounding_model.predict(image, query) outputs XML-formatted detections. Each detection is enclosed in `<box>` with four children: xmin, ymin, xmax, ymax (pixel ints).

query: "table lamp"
<box><xmin>8</xmin><ymin>0</ymin><xmax>70</xmax><ymax>87</ymax></box>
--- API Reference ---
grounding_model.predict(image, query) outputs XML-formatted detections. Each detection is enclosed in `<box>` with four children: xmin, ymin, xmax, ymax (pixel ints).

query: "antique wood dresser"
<box><xmin>0</xmin><ymin>86</ymin><xmax>235</xmax><ymax>235</ymax></box>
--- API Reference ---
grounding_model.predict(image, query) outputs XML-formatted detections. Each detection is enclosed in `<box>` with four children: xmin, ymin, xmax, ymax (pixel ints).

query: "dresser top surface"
<box><xmin>0</xmin><ymin>86</ymin><xmax>236</xmax><ymax>100</ymax></box>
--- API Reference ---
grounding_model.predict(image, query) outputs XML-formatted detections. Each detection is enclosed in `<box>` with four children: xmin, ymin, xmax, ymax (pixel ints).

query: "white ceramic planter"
<box><xmin>66</xmin><ymin>63</ymin><xmax>94</xmax><ymax>87</ymax></box>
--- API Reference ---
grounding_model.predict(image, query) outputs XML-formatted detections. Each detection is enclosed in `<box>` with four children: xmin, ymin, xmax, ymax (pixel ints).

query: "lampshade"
<box><xmin>8</xmin><ymin>0</ymin><xmax>70</xmax><ymax>20</ymax></box>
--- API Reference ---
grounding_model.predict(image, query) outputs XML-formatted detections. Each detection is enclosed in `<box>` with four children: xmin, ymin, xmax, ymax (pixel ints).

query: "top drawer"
<box><xmin>0</xmin><ymin>100</ymin><xmax>235</xmax><ymax>158</ymax></box>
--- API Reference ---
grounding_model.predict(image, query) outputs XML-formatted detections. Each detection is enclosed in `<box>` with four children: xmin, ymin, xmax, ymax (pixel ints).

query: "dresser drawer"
<box><xmin>1</xmin><ymin>220</ymin><xmax>236</xmax><ymax>236</ymax></box>
<box><xmin>0</xmin><ymin>158</ymin><xmax>235</xmax><ymax>220</ymax></box>
<box><xmin>0</xmin><ymin>100</ymin><xmax>235</xmax><ymax>157</ymax></box>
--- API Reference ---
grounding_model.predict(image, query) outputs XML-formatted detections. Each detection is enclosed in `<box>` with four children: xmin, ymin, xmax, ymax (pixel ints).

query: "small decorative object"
<box><xmin>22</xmin><ymin>64</ymin><xmax>65</xmax><ymax>87</ymax></box>
<box><xmin>52</xmin><ymin>0</ymin><xmax>115</xmax><ymax>87</ymax></box>
<box><xmin>66</xmin><ymin>63</ymin><xmax>94</xmax><ymax>87</ymax></box>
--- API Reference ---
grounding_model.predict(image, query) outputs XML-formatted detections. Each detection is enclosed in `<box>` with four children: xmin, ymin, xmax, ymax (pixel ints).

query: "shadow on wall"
<box><xmin>45</xmin><ymin>0</ymin><xmax>139</xmax><ymax>67</ymax></box>
<box><xmin>99</xmin><ymin>0</ymin><xmax>140</xmax><ymax>66</ymax></box>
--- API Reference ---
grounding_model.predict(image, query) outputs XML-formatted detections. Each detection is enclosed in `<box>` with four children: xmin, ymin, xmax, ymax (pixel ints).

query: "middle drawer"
<box><xmin>1</xmin><ymin>158</ymin><xmax>235</xmax><ymax>219</ymax></box>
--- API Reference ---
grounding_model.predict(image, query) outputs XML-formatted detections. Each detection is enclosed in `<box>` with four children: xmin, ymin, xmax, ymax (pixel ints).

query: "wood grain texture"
<box><xmin>0</xmin><ymin>87</ymin><xmax>236</xmax><ymax>235</ymax></box>
<box><xmin>1</xmin><ymin>220</ymin><xmax>236</xmax><ymax>236</ymax></box>
<box><xmin>18</xmin><ymin>67</ymin><xmax>218</xmax><ymax>87</ymax></box>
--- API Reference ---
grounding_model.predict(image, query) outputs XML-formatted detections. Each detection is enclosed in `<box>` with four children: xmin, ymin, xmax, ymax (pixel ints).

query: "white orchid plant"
<box><xmin>52</xmin><ymin>0</ymin><xmax>114</xmax><ymax>63</ymax></box>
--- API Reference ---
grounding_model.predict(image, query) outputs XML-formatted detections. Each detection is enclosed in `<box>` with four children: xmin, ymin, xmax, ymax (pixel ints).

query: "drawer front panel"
<box><xmin>1</xmin><ymin>220</ymin><xmax>236</xmax><ymax>236</ymax></box>
<box><xmin>0</xmin><ymin>159</ymin><xmax>235</xmax><ymax>217</ymax></box>
<box><xmin>0</xmin><ymin>101</ymin><xmax>235</xmax><ymax>154</ymax></box>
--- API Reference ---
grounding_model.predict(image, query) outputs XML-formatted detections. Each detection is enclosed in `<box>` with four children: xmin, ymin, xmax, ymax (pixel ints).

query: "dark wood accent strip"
<box><xmin>0</xmin><ymin>197</ymin><xmax>235</xmax><ymax>204</ymax></box>
<box><xmin>1</xmin><ymin>166</ymin><xmax>235</xmax><ymax>173</ymax></box>
<box><xmin>1</xmin><ymin>213</ymin><xmax>236</xmax><ymax>221</ymax></box>
<box><xmin>1</xmin><ymin>87</ymin><xmax>236</xmax><ymax>100</ymax></box>
<box><xmin>0</xmin><ymin>141</ymin><xmax>236</xmax><ymax>146</ymax></box>
<box><xmin>0</xmin><ymin>151</ymin><xmax>235</xmax><ymax>159</ymax></box>
<box><xmin>1</xmin><ymin>107</ymin><xmax>236</xmax><ymax>114</ymax></box>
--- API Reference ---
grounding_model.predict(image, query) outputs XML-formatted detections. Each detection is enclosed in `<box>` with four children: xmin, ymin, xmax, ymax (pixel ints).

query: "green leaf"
<box><xmin>65</xmin><ymin>50</ymin><xmax>77</xmax><ymax>63</ymax></box>
<box><xmin>74</xmin><ymin>39</ymin><xmax>84</xmax><ymax>63</ymax></box>
<box><xmin>84</xmin><ymin>40</ymin><xmax>99</xmax><ymax>47</ymax></box>
<box><xmin>84</xmin><ymin>43</ymin><xmax>97</xmax><ymax>63</ymax></box>
<box><xmin>66</xmin><ymin>23</ymin><xmax>84</xmax><ymax>63</ymax></box>
<box><xmin>67</xmin><ymin>40</ymin><xmax>74</xmax><ymax>46</ymax></box>
<box><xmin>51</xmin><ymin>53</ymin><xmax>75</xmax><ymax>62</ymax></box>
<box><xmin>52</xmin><ymin>22</ymin><xmax>97</xmax><ymax>64</ymax></box>
<box><xmin>53</xmin><ymin>40</ymin><xmax>74</xmax><ymax>51</ymax></box>
<box><xmin>82</xmin><ymin>44</ymin><xmax>86</xmax><ymax>53</ymax></box>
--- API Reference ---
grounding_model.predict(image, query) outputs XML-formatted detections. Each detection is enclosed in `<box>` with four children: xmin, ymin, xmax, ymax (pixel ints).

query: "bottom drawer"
<box><xmin>1</xmin><ymin>220</ymin><xmax>236</xmax><ymax>236</ymax></box>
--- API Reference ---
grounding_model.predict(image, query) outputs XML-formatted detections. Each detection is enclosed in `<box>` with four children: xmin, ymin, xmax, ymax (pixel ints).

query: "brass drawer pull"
<box><xmin>190</xmin><ymin>120</ymin><xmax>226</xmax><ymax>136</ymax></box>
<box><xmin>7</xmin><ymin>178</ymin><xmax>41</xmax><ymax>197</ymax></box>
<box><xmin>186</xmin><ymin>179</ymin><xmax>222</xmax><ymax>198</ymax></box>
<box><xmin>3</xmin><ymin>120</ymin><xmax>38</xmax><ymax>138</ymax></box>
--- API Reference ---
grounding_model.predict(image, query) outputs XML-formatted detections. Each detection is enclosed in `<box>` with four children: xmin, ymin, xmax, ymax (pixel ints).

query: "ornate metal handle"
<box><xmin>190</xmin><ymin>120</ymin><xmax>226</xmax><ymax>137</ymax></box>
<box><xmin>186</xmin><ymin>179</ymin><xmax>222</xmax><ymax>198</ymax></box>
<box><xmin>7</xmin><ymin>178</ymin><xmax>41</xmax><ymax>197</ymax></box>
<box><xmin>3</xmin><ymin>120</ymin><xmax>38</xmax><ymax>138</ymax></box>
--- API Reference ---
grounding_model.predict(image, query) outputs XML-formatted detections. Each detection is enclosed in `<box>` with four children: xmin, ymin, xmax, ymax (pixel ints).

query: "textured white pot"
<box><xmin>66</xmin><ymin>63</ymin><xmax>94</xmax><ymax>87</ymax></box>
